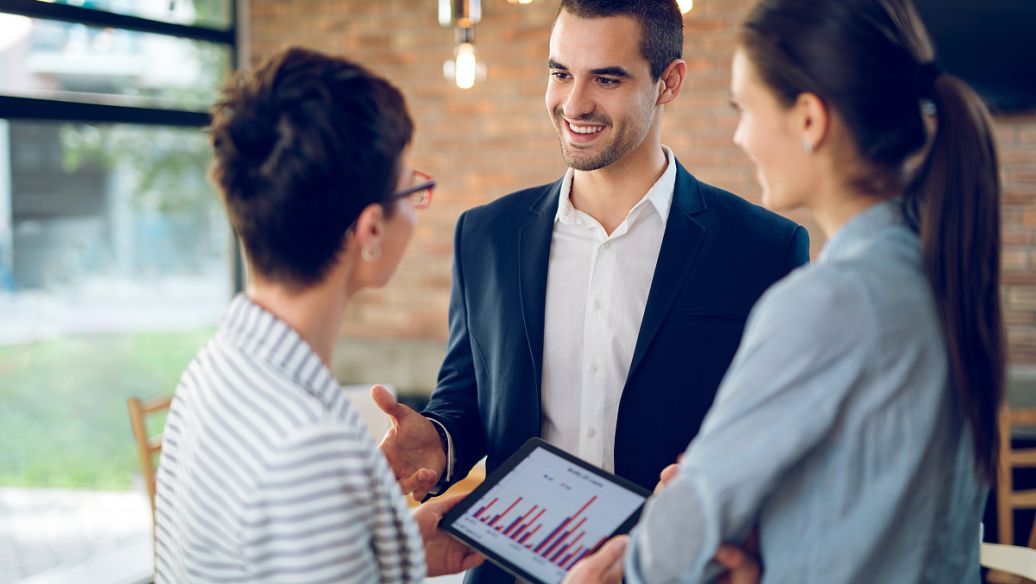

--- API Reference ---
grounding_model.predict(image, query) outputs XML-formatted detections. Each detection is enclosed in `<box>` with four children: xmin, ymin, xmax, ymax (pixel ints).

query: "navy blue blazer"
<box><xmin>424</xmin><ymin>160</ymin><xmax>808</xmax><ymax>583</ymax></box>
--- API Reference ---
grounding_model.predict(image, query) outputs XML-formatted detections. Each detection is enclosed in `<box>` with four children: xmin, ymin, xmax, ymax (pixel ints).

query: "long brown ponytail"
<box><xmin>741</xmin><ymin>0</ymin><xmax>1005</xmax><ymax>482</ymax></box>
<box><xmin>908</xmin><ymin>73</ymin><xmax>1004</xmax><ymax>481</ymax></box>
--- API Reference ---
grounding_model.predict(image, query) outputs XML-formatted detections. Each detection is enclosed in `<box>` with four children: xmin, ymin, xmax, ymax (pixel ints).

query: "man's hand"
<box><xmin>413</xmin><ymin>494</ymin><xmax>485</xmax><ymax>577</ymax></box>
<box><xmin>372</xmin><ymin>385</ymin><xmax>447</xmax><ymax>500</ymax></box>
<box><xmin>562</xmin><ymin>536</ymin><xmax>628</xmax><ymax>584</ymax></box>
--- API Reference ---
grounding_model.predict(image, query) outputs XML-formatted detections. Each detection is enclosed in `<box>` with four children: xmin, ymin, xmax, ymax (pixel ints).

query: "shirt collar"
<box><xmin>819</xmin><ymin>199</ymin><xmax>905</xmax><ymax>263</ymax></box>
<box><xmin>219</xmin><ymin>294</ymin><xmax>341</xmax><ymax>405</ymax></box>
<box><xmin>555</xmin><ymin>145</ymin><xmax>677</xmax><ymax>225</ymax></box>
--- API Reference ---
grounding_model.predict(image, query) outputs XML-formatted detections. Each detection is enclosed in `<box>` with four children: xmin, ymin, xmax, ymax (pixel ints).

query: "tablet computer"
<box><xmin>441</xmin><ymin>438</ymin><xmax>651</xmax><ymax>584</ymax></box>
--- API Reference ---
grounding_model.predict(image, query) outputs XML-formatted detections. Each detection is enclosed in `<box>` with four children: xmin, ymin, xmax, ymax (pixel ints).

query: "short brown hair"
<box><xmin>209</xmin><ymin>46</ymin><xmax>413</xmax><ymax>288</ymax></box>
<box><xmin>558</xmin><ymin>0</ymin><xmax>683</xmax><ymax>80</ymax></box>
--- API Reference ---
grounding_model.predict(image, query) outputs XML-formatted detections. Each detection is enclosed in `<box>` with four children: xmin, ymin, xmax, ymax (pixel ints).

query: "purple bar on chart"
<box><xmin>567</xmin><ymin>547</ymin><xmax>593</xmax><ymax>571</ymax></box>
<box><xmin>542</xmin><ymin>529</ymin><xmax>571</xmax><ymax>559</ymax></box>
<box><xmin>543</xmin><ymin>517</ymin><xmax>586</xmax><ymax>560</ymax></box>
<box><xmin>513</xmin><ymin>508</ymin><xmax>545</xmax><ymax>541</ymax></box>
<box><xmin>519</xmin><ymin>524</ymin><xmax>541</xmax><ymax>545</ymax></box>
<box><xmin>550</xmin><ymin>541</ymin><xmax>571</xmax><ymax>563</ymax></box>
<box><xmin>488</xmin><ymin>497</ymin><xmax>523</xmax><ymax>528</ymax></box>
<box><xmin>505</xmin><ymin>505</ymin><xmax>538</xmax><ymax>537</ymax></box>
<box><xmin>552</xmin><ymin>530</ymin><xmax>585</xmax><ymax>564</ymax></box>
<box><xmin>474</xmin><ymin>497</ymin><xmax>498</xmax><ymax>520</ymax></box>
<box><xmin>534</xmin><ymin>518</ymin><xmax>569</xmax><ymax>554</ymax></box>
<box><xmin>503</xmin><ymin>516</ymin><xmax>523</xmax><ymax>535</ymax></box>
<box><xmin>533</xmin><ymin>495</ymin><xmax>597</xmax><ymax>554</ymax></box>
<box><xmin>562</xmin><ymin>545</ymin><xmax>585</xmax><ymax>570</ymax></box>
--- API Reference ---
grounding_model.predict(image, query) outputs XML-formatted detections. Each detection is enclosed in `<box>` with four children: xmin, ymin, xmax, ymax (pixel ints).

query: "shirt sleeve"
<box><xmin>625</xmin><ymin>266</ymin><xmax>874</xmax><ymax>584</ymax></box>
<box><xmin>241</xmin><ymin>421</ymin><xmax>426</xmax><ymax>583</ymax></box>
<box><xmin>426</xmin><ymin>416</ymin><xmax>457</xmax><ymax>489</ymax></box>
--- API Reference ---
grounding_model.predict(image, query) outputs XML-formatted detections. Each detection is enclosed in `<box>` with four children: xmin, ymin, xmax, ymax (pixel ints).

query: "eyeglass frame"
<box><xmin>391</xmin><ymin>170</ymin><xmax>435</xmax><ymax>209</ymax></box>
<box><xmin>345</xmin><ymin>170</ymin><xmax>435</xmax><ymax>236</ymax></box>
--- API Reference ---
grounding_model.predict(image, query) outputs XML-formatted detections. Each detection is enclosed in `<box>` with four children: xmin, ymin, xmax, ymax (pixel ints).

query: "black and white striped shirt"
<box><xmin>155</xmin><ymin>295</ymin><xmax>425</xmax><ymax>583</ymax></box>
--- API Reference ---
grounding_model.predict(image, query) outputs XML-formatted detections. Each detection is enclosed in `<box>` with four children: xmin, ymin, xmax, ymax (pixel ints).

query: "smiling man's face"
<box><xmin>545</xmin><ymin>9</ymin><xmax>661</xmax><ymax>171</ymax></box>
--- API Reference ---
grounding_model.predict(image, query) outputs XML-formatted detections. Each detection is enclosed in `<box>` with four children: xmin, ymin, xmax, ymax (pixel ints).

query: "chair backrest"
<box><xmin>997</xmin><ymin>406</ymin><xmax>1036</xmax><ymax>547</ymax></box>
<box><xmin>127</xmin><ymin>395</ymin><xmax>172</xmax><ymax>519</ymax></box>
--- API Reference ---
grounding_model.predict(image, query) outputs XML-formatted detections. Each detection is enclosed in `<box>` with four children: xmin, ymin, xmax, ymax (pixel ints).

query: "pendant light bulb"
<box><xmin>454</xmin><ymin>42</ymin><xmax>477</xmax><ymax>89</ymax></box>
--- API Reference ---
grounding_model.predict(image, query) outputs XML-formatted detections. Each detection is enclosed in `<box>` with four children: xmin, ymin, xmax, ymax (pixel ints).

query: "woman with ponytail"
<box><xmin>609</xmin><ymin>0</ymin><xmax>1004</xmax><ymax>581</ymax></box>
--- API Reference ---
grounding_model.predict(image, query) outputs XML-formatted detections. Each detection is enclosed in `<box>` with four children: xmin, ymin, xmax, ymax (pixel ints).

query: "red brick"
<box><xmin>249</xmin><ymin>0</ymin><xmax>1036</xmax><ymax>364</ymax></box>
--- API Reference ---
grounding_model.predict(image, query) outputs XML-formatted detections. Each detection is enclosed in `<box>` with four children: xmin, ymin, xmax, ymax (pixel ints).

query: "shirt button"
<box><xmin>602</xmin><ymin>242</ymin><xmax>611</xmax><ymax>250</ymax></box>
<box><xmin>587</xmin><ymin>428</ymin><xmax>597</xmax><ymax>438</ymax></box>
<box><xmin>593</xmin><ymin>299</ymin><xmax>602</xmax><ymax>310</ymax></box>
<box><xmin>590</xmin><ymin>364</ymin><xmax>599</xmax><ymax>374</ymax></box>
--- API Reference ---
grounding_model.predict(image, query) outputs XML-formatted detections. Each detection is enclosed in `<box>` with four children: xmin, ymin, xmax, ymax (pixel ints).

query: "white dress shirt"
<box><xmin>540</xmin><ymin>146</ymin><xmax>676</xmax><ymax>472</ymax></box>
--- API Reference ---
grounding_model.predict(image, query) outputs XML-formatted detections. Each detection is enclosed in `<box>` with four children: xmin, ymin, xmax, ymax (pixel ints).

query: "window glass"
<box><xmin>0</xmin><ymin>119</ymin><xmax>230</xmax><ymax>582</ymax></box>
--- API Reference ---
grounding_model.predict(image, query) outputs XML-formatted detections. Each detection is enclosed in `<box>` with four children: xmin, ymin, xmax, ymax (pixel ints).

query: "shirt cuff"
<box><xmin>425</xmin><ymin>417</ymin><xmax>456</xmax><ymax>492</ymax></box>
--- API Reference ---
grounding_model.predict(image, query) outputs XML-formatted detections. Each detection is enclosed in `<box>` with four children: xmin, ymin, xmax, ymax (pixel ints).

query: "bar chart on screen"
<box><xmin>451</xmin><ymin>446</ymin><xmax>645</xmax><ymax>584</ymax></box>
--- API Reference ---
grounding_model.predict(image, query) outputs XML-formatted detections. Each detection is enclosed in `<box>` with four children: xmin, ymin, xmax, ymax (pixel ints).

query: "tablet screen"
<box><xmin>444</xmin><ymin>440</ymin><xmax>648</xmax><ymax>584</ymax></box>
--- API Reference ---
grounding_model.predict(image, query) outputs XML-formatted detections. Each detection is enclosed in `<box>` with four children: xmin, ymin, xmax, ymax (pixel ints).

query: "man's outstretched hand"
<box><xmin>372</xmin><ymin>385</ymin><xmax>447</xmax><ymax>500</ymax></box>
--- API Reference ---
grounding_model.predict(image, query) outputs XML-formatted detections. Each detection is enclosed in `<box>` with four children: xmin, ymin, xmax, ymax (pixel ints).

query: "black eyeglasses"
<box><xmin>392</xmin><ymin>170</ymin><xmax>435</xmax><ymax>209</ymax></box>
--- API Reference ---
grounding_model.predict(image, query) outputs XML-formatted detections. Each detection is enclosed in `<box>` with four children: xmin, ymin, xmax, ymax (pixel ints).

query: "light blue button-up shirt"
<box><xmin>625</xmin><ymin>200</ymin><xmax>985</xmax><ymax>583</ymax></box>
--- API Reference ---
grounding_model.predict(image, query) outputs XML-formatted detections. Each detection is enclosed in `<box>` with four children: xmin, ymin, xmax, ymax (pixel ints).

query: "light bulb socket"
<box><xmin>439</xmin><ymin>0</ymin><xmax>482</xmax><ymax>28</ymax></box>
<box><xmin>455</xmin><ymin>26</ymin><xmax>475</xmax><ymax>44</ymax></box>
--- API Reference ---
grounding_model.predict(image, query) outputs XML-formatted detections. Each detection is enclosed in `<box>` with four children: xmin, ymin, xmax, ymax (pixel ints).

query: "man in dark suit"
<box><xmin>374</xmin><ymin>1</ymin><xmax>806</xmax><ymax>582</ymax></box>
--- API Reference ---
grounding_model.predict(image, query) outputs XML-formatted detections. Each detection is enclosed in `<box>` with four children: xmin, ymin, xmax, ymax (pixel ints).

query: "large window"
<box><xmin>0</xmin><ymin>2</ymin><xmax>235</xmax><ymax>582</ymax></box>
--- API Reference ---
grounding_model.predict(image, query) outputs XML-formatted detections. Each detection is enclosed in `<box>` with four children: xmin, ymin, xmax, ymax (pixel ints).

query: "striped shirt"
<box><xmin>154</xmin><ymin>294</ymin><xmax>425</xmax><ymax>583</ymax></box>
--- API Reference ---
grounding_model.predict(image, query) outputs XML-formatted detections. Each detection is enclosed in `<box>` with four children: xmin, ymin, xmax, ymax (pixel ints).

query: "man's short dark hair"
<box><xmin>558</xmin><ymin>0</ymin><xmax>683</xmax><ymax>80</ymax></box>
<box><xmin>209</xmin><ymin>46</ymin><xmax>413</xmax><ymax>289</ymax></box>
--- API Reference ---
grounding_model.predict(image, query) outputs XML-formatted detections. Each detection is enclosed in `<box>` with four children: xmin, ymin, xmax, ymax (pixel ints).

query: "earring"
<box><xmin>361</xmin><ymin>243</ymin><xmax>381</xmax><ymax>262</ymax></box>
<box><xmin>803</xmin><ymin>139</ymin><xmax>814</xmax><ymax>154</ymax></box>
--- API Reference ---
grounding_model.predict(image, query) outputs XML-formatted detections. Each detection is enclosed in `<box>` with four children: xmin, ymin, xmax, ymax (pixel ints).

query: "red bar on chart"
<box><xmin>543</xmin><ymin>517</ymin><xmax>587</xmax><ymax>560</ymax></box>
<box><xmin>551</xmin><ymin>530</ymin><xmax>585</xmax><ymax>565</ymax></box>
<box><xmin>505</xmin><ymin>505</ymin><xmax>538</xmax><ymax>537</ymax></box>
<box><xmin>562</xmin><ymin>545</ymin><xmax>585</xmax><ymax>570</ymax></box>
<box><xmin>474</xmin><ymin>497</ymin><xmax>498</xmax><ymax>520</ymax></box>
<box><xmin>519</xmin><ymin>523</ymin><xmax>542</xmax><ymax>545</ymax></box>
<box><xmin>488</xmin><ymin>497</ymin><xmax>523</xmax><ymax>528</ymax></box>
<box><xmin>512</xmin><ymin>508</ymin><xmax>545</xmax><ymax>541</ymax></box>
<box><xmin>533</xmin><ymin>495</ymin><xmax>597</xmax><ymax>554</ymax></box>
<box><xmin>567</xmin><ymin>544</ymin><xmax>596</xmax><ymax>571</ymax></box>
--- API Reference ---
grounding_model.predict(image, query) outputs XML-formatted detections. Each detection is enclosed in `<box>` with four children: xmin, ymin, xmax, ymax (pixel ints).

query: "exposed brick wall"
<box><xmin>1001</xmin><ymin>117</ymin><xmax>1036</xmax><ymax>364</ymax></box>
<box><xmin>249</xmin><ymin>0</ymin><xmax>1036</xmax><ymax>367</ymax></box>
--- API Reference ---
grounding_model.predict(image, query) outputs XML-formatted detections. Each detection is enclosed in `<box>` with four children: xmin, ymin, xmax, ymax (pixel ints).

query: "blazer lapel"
<box><xmin>627</xmin><ymin>162</ymin><xmax>708</xmax><ymax>380</ymax></box>
<box><xmin>518</xmin><ymin>180</ymin><xmax>562</xmax><ymax>397</ymax></box>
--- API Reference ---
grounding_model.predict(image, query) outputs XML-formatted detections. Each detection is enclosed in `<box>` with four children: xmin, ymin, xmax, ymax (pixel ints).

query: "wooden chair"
<box><xmin>127</xmin><ymin>395</ymin><xmax>173</xmax><ymax>518</ymax></box>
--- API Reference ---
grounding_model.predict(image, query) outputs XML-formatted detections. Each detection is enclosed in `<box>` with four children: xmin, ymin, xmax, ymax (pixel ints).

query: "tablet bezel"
<box><xmin>441</xmin><ymin>437</ymin><xmax>651</xmax><ymax>584</ymax></box>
